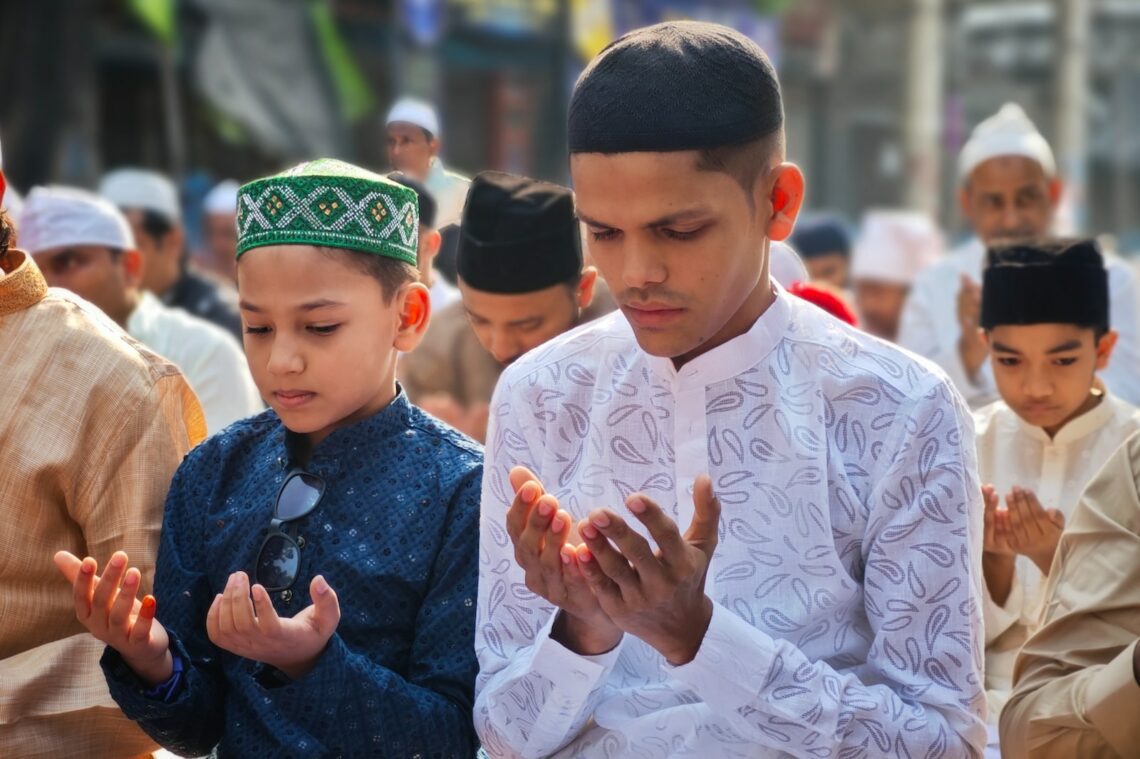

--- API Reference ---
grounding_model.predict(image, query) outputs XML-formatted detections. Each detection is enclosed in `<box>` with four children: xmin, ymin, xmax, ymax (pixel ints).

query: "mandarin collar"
<box><xmin>0</xmin><ymin>250</ymin><xmax>49</xmax><ymax>319</ymax></box>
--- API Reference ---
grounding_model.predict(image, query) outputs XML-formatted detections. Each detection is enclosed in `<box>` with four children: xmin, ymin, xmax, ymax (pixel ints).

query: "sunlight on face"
<box><xmin>237</xmin><ymin>245</ymin><xmax>405</xmax><ymax>446</ymax></box>
<box><xmin>571</xmin><ymin>151</ymin><xmax>771</xmax><ymax>365</ymax></box>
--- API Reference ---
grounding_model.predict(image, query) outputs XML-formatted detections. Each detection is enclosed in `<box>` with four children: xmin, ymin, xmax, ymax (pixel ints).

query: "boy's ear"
<box><xmin>393</xmin><ymin>281</ymin><xmax>431</xmax><ymax>353</ymax></box>
<box><xmin>1095</xmin><ymin>329</ymin><xmax>1119</xmax><ymax>371</ymax></box>
<box><xmin>122</xmin><ymin>248</ymin><xmax>144</xmax><ymax>286</ymax></box>
<box><xmin>763</xmin><ymin>163</ymin><xmax>805</xmax><ymax>242</ymax></box>
<box><xmin>577</xmin><ymin>267</ymin><xmax>598</xmax><ymax>309</ymax></box>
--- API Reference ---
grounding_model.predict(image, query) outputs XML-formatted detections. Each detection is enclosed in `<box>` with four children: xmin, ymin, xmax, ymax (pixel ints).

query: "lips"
<box><xmin>273</xmin><ymin>390</ymin><xmax>316</xmax><ymax>409</ymax></box>
<box><xmin>622</xmin><ymin>303</ymin><xmax>686</xmax><ymax>329</ymax></box>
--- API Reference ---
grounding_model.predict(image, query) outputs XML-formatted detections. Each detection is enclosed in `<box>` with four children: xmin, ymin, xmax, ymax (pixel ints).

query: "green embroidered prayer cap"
<box><xmin>236</xmin><ymin>158</ymin><xmax>419</xmax><ymax>264</ymax></box>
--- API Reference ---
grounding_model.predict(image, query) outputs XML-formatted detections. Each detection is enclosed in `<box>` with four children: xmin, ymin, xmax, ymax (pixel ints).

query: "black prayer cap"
<box><xmin>981</xmin><ymin>238</ymin><xmax>1109</xmax><ymax>332</ymax></box>
<box><xmin>457</xmin><ymin>171</ymin><xmax>581</xmax><ymax>294</ymax></box>
<box><xmin>568</xmin><ymin>20</ymin><xmax>783</xmax><ymax>154</ymax></box>
<box><xmin>790</xmin><ymin>216</ymin><xmax>851</xmax><ymax>260</ymax></box>
<box><xmin>387</xmin><ymin>171</ymin><xmax>437</xmax><ymax>229</ymax></box>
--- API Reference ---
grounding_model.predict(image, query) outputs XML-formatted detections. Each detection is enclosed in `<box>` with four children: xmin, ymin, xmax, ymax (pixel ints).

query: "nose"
<box><xmin>1023</xmin><ymin>366</ymin><xmax>1053</xmax><ymax>400</ymax></box>
<box><xmin>488</xmin><ymin>330</ymin><xmax>522</xmax><ymax>366</ymax></box>
<box><xmin>266</xmin><ymin>334</ymin><xmax>304</xmax><ymax>376</ymax></box>
<box><xmin>620</xmin><ymin>236</ymin><xmax>667</xmax><ymax>291</ymax></box>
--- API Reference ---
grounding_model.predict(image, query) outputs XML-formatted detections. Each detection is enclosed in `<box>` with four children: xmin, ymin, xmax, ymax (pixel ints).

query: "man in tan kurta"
<box><xmin>1001</xmin><ymin>431</ymin><xmax>1140</xmax><ymax>758</ymax></box>
<box><xmin>400</xmin><ymin>171</ymin><xmax>614</xmax><ymax>441</ymax></box>
<box><xmin>0</xmin><ymin>196</ymin><xmax>205</xmax><ymax>755</ymax></box>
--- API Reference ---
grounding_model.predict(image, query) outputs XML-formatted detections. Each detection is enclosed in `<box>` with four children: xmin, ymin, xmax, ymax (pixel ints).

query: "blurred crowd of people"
<box><xmin>3</xmin><ymin>16</ymin><xmax>1140</xmax><ymax>759</ymax></box>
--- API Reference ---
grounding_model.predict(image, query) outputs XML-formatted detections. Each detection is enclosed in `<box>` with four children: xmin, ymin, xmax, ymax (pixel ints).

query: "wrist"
<box><xmin>126</xmin><ymin>648</ymin><xmax>174</xmax><ymax>687</ymax></box>
<box><xmin>663</xmin><ymin>596</ymin><xmax>714</xmax><ymax>666</ymax></box>
<box><xmin>551</xmin><ymin>610</ymin><xmax>622</xmax><ymax>656</ymax></box>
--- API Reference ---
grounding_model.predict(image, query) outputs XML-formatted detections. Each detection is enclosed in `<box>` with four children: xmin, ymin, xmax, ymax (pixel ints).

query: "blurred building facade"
<box><xmin>0</xmin><ymin>0</ymin><xmax>1137</xmax><ymax>247</ymax></box>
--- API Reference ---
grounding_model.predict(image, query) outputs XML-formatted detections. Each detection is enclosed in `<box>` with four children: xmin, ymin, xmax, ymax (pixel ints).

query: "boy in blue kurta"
<box><xmin>55</xmin><ymin>160</ymin><xmax>482</xmax><ymax>757</ymax></box>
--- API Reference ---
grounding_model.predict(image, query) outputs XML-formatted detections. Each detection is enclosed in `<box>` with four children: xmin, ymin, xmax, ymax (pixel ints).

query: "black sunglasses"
<box><xmin>254</xmin><ymin>469</ymin><xmax>325</xmax><ymax>592</ymax></box>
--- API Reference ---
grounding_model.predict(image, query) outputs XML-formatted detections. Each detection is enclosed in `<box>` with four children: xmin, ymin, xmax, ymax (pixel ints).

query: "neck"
<box><xmin>115</xmin><ymin>291</ymin><xmax>142</xmax><ymax>329</ymax></box>
<box><xmin>672</xmin><ymin>267</ymin><xmax>774</xmax><ymax>370</ymax></box>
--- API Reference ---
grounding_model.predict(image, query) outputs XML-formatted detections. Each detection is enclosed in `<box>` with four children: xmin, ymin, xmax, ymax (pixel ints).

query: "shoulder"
<box><xmin>784</xmin><ymin>293</ymin><xmax>959</xmax><ymax>405</ymax></box>
<box><xmin>972</xmin><ymin>399</ymin><xmax>1014</xmax><ymax>437</ymax></box>
<box><xmin>149</xmin><ymin>300</ymin><xmax>244</xmax><ymax>358</ymax></box>
<box><xmin>912</xmin><ymin>239</ymin><xmax>981</xmax><ymax>285</ymax></box>
<box><xmin>178</xmin><ymin>408</ymin><xmax>280</xmax><ymax>473</ymax></box>
<box><xmin>405</xmin><ymin>404</ymin><xmax>484</xmax><ymax>469</ymax></box>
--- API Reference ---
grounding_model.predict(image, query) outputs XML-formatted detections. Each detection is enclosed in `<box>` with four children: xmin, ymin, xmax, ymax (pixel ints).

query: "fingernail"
<box><xmin>560</xmin><ymin>547</ymin><xmax>573</xmax><ymax>565</ymax></box>
<box><xmin>80</xmin><ymin>560</ymin><xmax>94</xmax><ymax>574</ymax></box>
<box><xmin>110</xmin><ymin>554</ymin><xmax>126</xmax><ymax>568</ymax></box>
<box><xmin>551</xmin><ymin>514</ymin><xmax>565</xmax><ymax>533</ymax></box>
<box><xmin>538</xmin><ymin>500</ymin><xmax>553</xmax><ymax>518</ymax></box>
<box><xmin>581</xmin><ymin>523</ymin><xmax>598</xmax><ymax>539</ymax></box>
<box><xmin>142</xmin><ymin>596</ymin><xmax>156</xmax><ymax>612</ymax></box>
<box><xmin>591</xmin><ymin>512</ymin><xmax>610</xmax><ymax>528</ymax></box>
<box><xmin>627</xmin><ymin>497</ymin><xmax>646</xmax><ymax>514</ymax></box>
<box><xmin>315</xmin><ymin>576</ymin><xmax>330</xmax><ymax>595</ymax></box>
<box><xmin>578</xmin><ymin>548</ymin><xmax>594</xmax><ymax>563</ymax></box>
<box><xmin>520</xmin><ymin>483</ymin><xmax>537</xmax><ymax>504</ymax></box>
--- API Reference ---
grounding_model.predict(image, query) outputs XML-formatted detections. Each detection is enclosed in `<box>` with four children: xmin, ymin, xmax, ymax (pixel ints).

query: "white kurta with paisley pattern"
<box><xmin>475</xmin><ymin>284</ymin><xmax>987</xmax><ymax>758</ymax></box>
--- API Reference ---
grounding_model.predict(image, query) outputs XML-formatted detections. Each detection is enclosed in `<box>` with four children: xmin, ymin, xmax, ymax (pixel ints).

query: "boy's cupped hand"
<box><xmin>53</xmin><ymin>550</ymin><xmax>174</xmax><ymax>686</ymax></box>
<box><xmin>207</xmin><ymin>571</ymin><xmax>340</xmax><ymax>681</ymax></box>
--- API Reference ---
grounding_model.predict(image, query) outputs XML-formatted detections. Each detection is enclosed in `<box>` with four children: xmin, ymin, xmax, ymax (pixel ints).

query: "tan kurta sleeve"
<box><xmin>1000</xmin><ymin>433</ymin><xmax>1140</xmax><ymax>758</ymax></box>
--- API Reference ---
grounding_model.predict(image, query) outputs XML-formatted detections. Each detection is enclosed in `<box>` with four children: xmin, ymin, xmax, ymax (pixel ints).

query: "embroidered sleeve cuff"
<box><xmin>1084</xmin><ymin>640</ymin><xmax>1140</xmax><ymax>755</ymax></box>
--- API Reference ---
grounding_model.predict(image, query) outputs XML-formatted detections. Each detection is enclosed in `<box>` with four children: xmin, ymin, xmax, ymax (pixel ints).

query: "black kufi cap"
<box><xmin>457</xmin><ymin>171</ymin><xmax>581</xmax><ymax>294</ymax></box>
<box><xmin>568</xmin><ymin>21</ymin><xmax>783</xmax><ymax>154</ymax></box>
<box><xmin>981</xmin><ymin>238</ymin><xmax>1109</xmax><ymax>331</ymax></box>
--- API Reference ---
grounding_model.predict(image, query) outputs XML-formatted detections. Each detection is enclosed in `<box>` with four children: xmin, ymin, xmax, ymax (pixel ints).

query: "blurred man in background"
<box><xmin>21</xmin><ymin>186</ymin><xmax>261</xmax><ymax>434</ymax></box>
<box><xmin>388</xmin><ymin>170</ymin><xmax>459</xmax><ymax>312</ymax></box>
<box><xmin>851</xmin><ymin>210</ymin><xmax>942</xmax><ymax>341</ymax></box>
<box><xmin>899</xmin><ymin>103</ymin><xmax>1140</xmax><ymax>407</ymax></box>
<box><xmin>101</xmin><ymin>167</ymin><xmax>242</xmax><ymax>340</ymax></box>
<box><xmin>200</xmin><ymin>178</ymin><xmax>240</xmax><ymax>284</ymax></box>
<box><xmin>790</xmin><ymin>214</ymin><xmax>851</xmax><ymax>290</ymax></box>
<box><xmin>0</xmin><ymin>147</ymin><xmax>205</xmax><ymax>756</ymax></box>
<box><xmin>385</xmin><ymin>97</ymin><xmax>470</xmax><ymax>227</ymax></box>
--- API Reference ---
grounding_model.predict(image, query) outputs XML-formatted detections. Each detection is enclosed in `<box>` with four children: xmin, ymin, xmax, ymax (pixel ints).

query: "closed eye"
<box><xmin>590</xmin><ymin>228</ymin><xmax>620</xmax><ymax>242</ymax></box>
<box><xmin>661</xmin><ymin>227</ymin><xmax>704</xmax><ymax>241</ymax></box>
<box><xmin>308</xmin><ymin>324</ymin><xmax>341</xmax><ymax>336</ymax></box>
<box><xmin>244</xmin><ymin>326</ymin><xmax>271</xmax><ymax>335</ymax></box>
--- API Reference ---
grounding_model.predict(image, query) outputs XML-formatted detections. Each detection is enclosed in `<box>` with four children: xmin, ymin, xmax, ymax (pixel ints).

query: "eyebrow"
<box><xmin>578</xmin><ymin>207</ymin><xmax>713</xmax><ymax>230</ymax></box>
<box><xmin>991</xmin><ymin>339</ymin><xmax>1084</xmax><ymax>355</ymax></box>
<box><xmin>239</xmin><ymin>298</ymin><xmax>346</xmax><ymax>313</ymax></box>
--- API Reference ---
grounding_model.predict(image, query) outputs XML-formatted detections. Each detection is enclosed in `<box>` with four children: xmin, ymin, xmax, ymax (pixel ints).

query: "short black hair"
<box><xmin>316</xmin><ymin>246</ymin><xmax>418</xmax><ymax>303</ymax></box>
<box><xmin>137</xmin><ymin>209</ymin><xmax>175</xmax><ymax>242</ymax></box>
<box><xmin>695</xmin><ymin>132</ymin><xmax>784</xmax><ymax>197</ymax></box>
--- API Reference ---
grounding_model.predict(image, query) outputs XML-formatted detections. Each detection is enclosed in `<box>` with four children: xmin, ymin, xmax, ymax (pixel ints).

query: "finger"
<box><xmin>108</xmin><ymin>567</ymin><xmax>142</xmax><ymax>633</ymax></box>
<box><xmin>508</xmin><ymin>466</ymin><xmax>543</xmax><ymax>497</ymax></box>
<box><xmin>981</xmin><ymin>484</ymin><xmax>999</xmax><ymax>512</ymax></box>
<box><xmin>1047</xmin><ymin>508</ymin><xmax>1066</xmax><ymax>530</ymax></box>
<box><xmin>626</xmin><ymin>492</ymin><xmax>687</xmax><ymax>559</ymax></box>
<box><xmin>250</xmin><ymin>583</ymin><xmax>282</xmax><ymax>636</ymax></box>
<box><xmin>219</xmin><ymin>573</ymin><xmax>241</xmax><ymax>637</ymax></box>
<box><xmin>91</xmin><ymin>552</ymin><xmax>128</xmax><ymax>615</ymax></box>
<box><xmin>227</xmin><ymin>572</ymin><xmax>257</xmax><ymax>636</ymax></box>
<box><xmin>309</xmin><ymin>575</ymin><xmax>341</xmax><ymax>636</ymax></box>
<box><xmin>573</xmin><ymin>544</ymin><xmax>623</xmax><ymax>606</ymax></box>
<box><xmin>540</xmin><ymin>509</ymin><xmax>572</xmax><ymax>581</ymax></box>
<box><xmin>54</xmin><ymin>551</ymin><xmax>84</xmax><ymax>584</ymax></box>
<box><xmin>588</xmin><ymin>508</ymin><xmax>663</xmax><ymax>583</ymax></box>
<box><xmin>579</xmin><ymin>517</ymin><xmax>640</xmax><ymax>595</ymax></box>
<box><xmin>206</xmin><ymin>593</ymin><xmax>224</xmax><ymax>645</ymax></box>
<box><xmin>515</xmin><ymin>494</ymin><xmax>557</xmax><ymax>568</ymax></box>
<box><xmin>505</xmin><ymin>477</ymin><xmax>544</xmax><ymax>545</ymax></box>
<box><xmin>683</xmin><ymin>475</ymin><xmax>721</xmax><ymax>557</ymax></box>
<box><xmin>72</xmin><ymin>556</ymin><xmax>98</xmax><ymax>621</ymax></box>
<box><xmin>129</xmin><ymin>595</ymin><xmax>157</xmax><ymax>644</ymax></box>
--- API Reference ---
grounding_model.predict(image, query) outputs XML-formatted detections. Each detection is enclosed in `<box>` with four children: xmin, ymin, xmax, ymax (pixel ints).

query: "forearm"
<box><xmin>984</xmin><ymin>553</ymin><xmax>1016</xmax><ymax>607</ymax></box>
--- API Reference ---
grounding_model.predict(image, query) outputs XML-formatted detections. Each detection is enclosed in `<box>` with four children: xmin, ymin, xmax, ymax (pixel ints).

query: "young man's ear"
<box><xmin>576</xmin><ymin>267</ymin><xmax>598</xmax><ymax>309</ymax></box>
<box><xmin>762</xmin><ymin>163</ymin><xmax>805</xmax><ymax>242</ymax></box>
<box><xmin>1095</xmin><ymin>329</ymin><xmax>1119</xmax><ymax>371</ymax></box>
<box><xmin>1047</xmin><ymin>177</ymin><xmax>1065</xmax><ymax>208</ymax></box>
<box><xmin>161</xmin><ymin>224</ymin><xmax>186</xmax><ymax>258</ymax></box>
<box><xmin>420</xmin><ymin>229</ymin><xmax>442</xmax><ymax>273</ymax></box>
<box><xmin>393</xmin><ymin>281</ymin><xmax>432</xmax><ymax>353</ymax></box>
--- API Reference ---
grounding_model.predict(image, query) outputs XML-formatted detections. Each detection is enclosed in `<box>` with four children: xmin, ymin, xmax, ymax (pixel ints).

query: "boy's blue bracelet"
<box><xmin>143</xmin><ymin>653</ymin><xmax>185</xmax><ymax>703</ymax></box>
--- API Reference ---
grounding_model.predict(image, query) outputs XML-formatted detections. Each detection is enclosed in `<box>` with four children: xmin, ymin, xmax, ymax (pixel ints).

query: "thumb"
<box><xmin>308</xmin><ymin>575</ymin><xmax>341</xmax><ymax>634</ymax></box>
<box><xmin>683</xmin><ymin>475</ymin><xmax>720</xmax><ymax>557</ymax></box>
<box><xmin>1047</xmin><ymin>509</ymin><xmax>1066</xmax><ymax>528</ymax></box>
<box><xmin>54</xmin><ymin>551</ymin><xmax>83</xmax><ymax>584</ymax></box>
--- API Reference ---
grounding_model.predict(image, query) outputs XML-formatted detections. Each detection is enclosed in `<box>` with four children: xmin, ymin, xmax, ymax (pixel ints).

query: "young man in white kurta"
<box><xmin>476</xmin><ymin>283</ymin><xmax>987</xmax><ymax>757</ymax></box>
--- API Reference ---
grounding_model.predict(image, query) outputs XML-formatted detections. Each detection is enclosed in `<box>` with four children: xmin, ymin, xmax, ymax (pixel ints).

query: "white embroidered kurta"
<box><xmin>425</xmin><ymin>158</ymin><xmax>471</xmax><ymax>229</ymax></box>
<box><xmin>975</xmin><ymin>392</ymin><xmax>1140</xmax><ymax>715</ymax></box>
<box><xmin>127</xmin><ymin>291</ymin><xmax>262</xmax><ymax>434</ymax></box>
<box><xmin>475</xmin><ymin>285</ymin><xmax>987</xmax><ymax>758</ymax></box>
<box><xmin>898</xmin><ymin>239</ymin><xmax>1140</xmax><ymax>409</ymax></box>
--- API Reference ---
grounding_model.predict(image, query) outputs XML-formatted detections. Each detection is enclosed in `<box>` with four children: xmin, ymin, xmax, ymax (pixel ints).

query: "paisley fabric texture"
<box><xmin>102</xmin><ymin>391</ymin><xmax>484</xmax><ymax>758</ymax></box>
<box><xmin>475</xmin><ymin>285</ymin><xmax>987</xmax><ymax>758</ymax></box>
